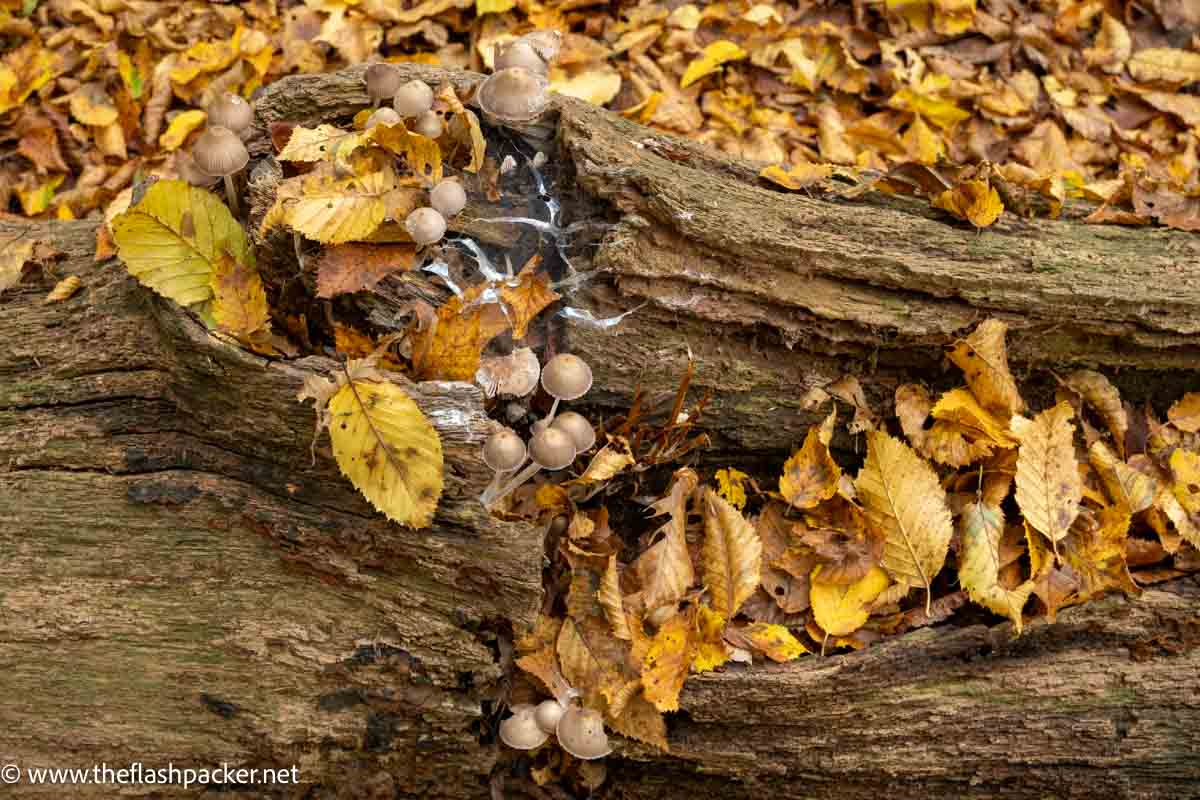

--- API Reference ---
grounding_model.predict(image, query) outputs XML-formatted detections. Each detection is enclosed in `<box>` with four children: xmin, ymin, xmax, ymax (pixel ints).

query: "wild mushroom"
<box><xmin>207</xmin><ymin>93</ymin><xmax>253</xmax><ymax>135</ymax></box>
<box><xmin>534</xmin><ymin>698</ymin><xmax>566</xmax><ymax>735</ymax></box>
<box><xmin>480</xmin><ymin>428</ymin><xmax>526</xmax><ymax>504</ymax></box>
<box><xmin>175</xmin><ymin>150</ymin><xmax>218</xmax><ymax>188</ymax></box>
<box><xmin>476</xmin><ymin>67</ymin><xmax>551</xmax><ymax>125</ymax></box>
<box><xmin>499</xmin><ymin>704</ymin><xmax>550</xmax><ymax>751</ymax></box>
<box><xmin>364</xmin><ymin>62</ymin><xmax>402</xmax><ymax>108</ymax></box>
<box><xmin>551</xmin><ymin>411</ymin><xmax>596</xmax><ymax>453</ymax></box>
<box><xmin>556</xmin><ymin>706</ymin><xmax>611</xmax><ymax>760</ymax></box>
<box><xmin>481</xmin><ymin>426</ymin><xmax>577</xmax><ymax>507</ymax></box>
<box><xmin>495</xmin><ymin>40</ymin><xmax>549</xmax><ymax>75</ymax></box>
<box><xmin>392</xmin><ymin>79</ymin><xmax>434</xmax><ymax>118</ymax></box>
<box><xmin>192</xmin><ymin>126</ymin><xmax>249</xmax><ymax>217</ymax></box>
<box><xmin>413</xmin><ymin>110</ymin><xmax>444</xmax><ymax>139</ymax></box>
<box><xmin>366</xmin><ymin>107</ymin><xmax>402</xmax><ymax>128</ymax></box>
<box><xmin>541</xmin><ymin>353</ymin><xmax>593</xmax><ymax>423</ymax></box>
<box><xmin>430</xmin><ymin>178</ymin><xmax>467</xmax><ymax>218</ymax></box>
<box><xmin>405</xmin><ymin>207</ymin><xmax>446</xmax><ymax>246</ymax></box>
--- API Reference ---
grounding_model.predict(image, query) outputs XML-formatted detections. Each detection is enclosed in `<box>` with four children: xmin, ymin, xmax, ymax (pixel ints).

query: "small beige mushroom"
<box><xmin>364</xmin><ymin>63</ymin><xmax>402</xmax><ymax>108</ymax></box>
<box><xmin>366</xmin><ymin>107</ymin><xmax>402</xmax><ymax>128</ymax></box>
<box><xmin>556</xmin><ymin>706</ymin><xmax>611</xmax><ymax>760</ymax></box>
<box><xmin>551</xmin><ymin>411</ymin><xmax>596</xmax><ymax>453</ymax></box>
<box><xmin>534</xmin><ymin>698</ymin><xmax>566</xmax><ymax>735</ymax></box>
<box><xmin>393</xmin><ymin>79</ymin><xmax>434</xmax><ymax>117</ymax></box>
<box><xmin>192</xmin><ymin>126</ymin><xmax>249</xmax><ymax>216</ymax></box>
<box><xmin>541</xmin><ymin>353</ymin><xmax>593</xmax><ymax>422</ymax></box>
<box><xmin>499</xmin><ymin>704</ymin><xmax>550</xmax><ymax>750</ymax></box>
<box><xmin>175</xmin><ymin>149</ymin><xmax>218</xmax><ymax>188</ymax></box>
<box><xmin>430</xmin><ymin>179</ymin><xmax>467</xmax><ymax>218</ymax></box>
<box><xmin>413</xmin><ymin>110</ymin><xmax>444</xmax><ymax>139</ymax></box>
<box><xmin>480</xmin><ymin>428</ymin><xmax>527</xmax><ymax>505</ymax></box>
<box><xmin>207</xmin><ymin>93</ymin><xmax>253</xmax><ymax>134</ymax></box>
<box><xmin>477</xmin><ymin>67</ymin><xmax>551</xmax><ymax>125</ymax></box>
<box><xmin>405</xmin><ymin>207</ymin><xmax>447</xmax><ymax>246</ymax></box>
<box><xmin>482</xmin><ymin>427</ymin><xmax>577</xmax><ymax>507</ymax></box>
<box><xmin>495</xmin><ymin>40</ymin><xmax>548</xmax><ymax>75</ymax></box>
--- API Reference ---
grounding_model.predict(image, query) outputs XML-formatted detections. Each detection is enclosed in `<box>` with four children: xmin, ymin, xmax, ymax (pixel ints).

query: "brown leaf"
<box><xmin>1064</xmin><ymin>370</ymin><xmax>1128</xmax><ymax>454</ymax></box>
<box><xmin>635</xmin><ymin>468</ymin><xmax>698</xmax><ymax>613</ymax></box>
<box><xmin>316</xmin><ymin>242</ymin><xmax>418</xmax><ymax>297</ymax></box>
<box><xmin>43</xmin><ymin>275</ymin><xmax>81</xmax><ymax>304</ymax></box>
<box><xmin>702</xmin><ymin>488</ymin><xmax>762</xmax><ymax>619</ymax></box>
<box><xmin>779</xmin><ymin>410</ymin><xmax>841</xmax><ymax>509</ymax></box>
<box><xmin>1168</xmin><ymin>393</ymin><xmax>1200</xmax><ymax>433</ymax></box>
<box><xmin>1013</xmin><ymin>401</ymin><xmax>1082</xmax><ymax>555</ymax></box>
<box><xmin>948</xmin><ymin>319</ymin><xmax>1025</xmax><ymax>418</ymax></box>
<box><xmin>796</xmin><ymin>499</ymin><xmax>882</xmax><ymax>585</ymax></box>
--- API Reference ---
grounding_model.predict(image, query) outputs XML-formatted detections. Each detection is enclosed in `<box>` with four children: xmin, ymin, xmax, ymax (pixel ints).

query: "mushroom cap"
<box><xmin>192</xmin><ymin>126</ymin><xmax>249</xmax><ymax>177</ymax></box>
<box><xmin>429</xmin><ymin>179</ymin><xmax>467</xmax><ymax>218</ymax></box>
<box><xmin>364</xmin><ymin>62</ymin><xmax>402</xmax><ymax>101</ymax></box>
<box><xmin>405</xmin><ymin>206</ymin><xmax>447</xmax><ymax>246</ymax></box>
<box><xmin>482</xmin><ymin>428</ymin><xmax>526</xmax><ymax>472</ymax></box>
<box><xmin>499</xmin><ymin>704</ymin><xmax>550</xmax><ymax>750</ymax></box>
<box><xmin>551</xmin><ymin>411</ymin><xmax>596</xmax><ymax>452</ymax></box>
<box><xmin>520</xmin><ymin>29</ymin><xmax>563</xmax><ymax>63</ymax></box>
<box><xmin>495</xmin><ymin>40</ymin><xmax>548</xmax><ymax>75</ymax></box>
<box><xmin>528</xmin><ymin>427</ymin><xmax>576</xmax><ymax>470</ymax></box>
<box><xmin>175</xmin><ymin>149</ymin><xmax>218</xmax><ymax>187</ymax></box>
<box><xmin>477</xmin><ymin>67</ymin><xmax>551</xmax><ymax>124</ymax></box>
<box><xmin>541</xmin><ymin>353</ymin><xmax>593</xmax><ymax>401</ymax></box>
<box><xmin>555</xmin><ymin>706</ymin><xmax>611</xmax><ymax>760</ymax></box>
<box><xmin>393</xmin><ymin>79</ymin><xmax>434</xmax><ymax>117</ymax></box>
<box><xmin>413</xmin><ymin>110</ymin><xmax>444</xmax><ymax>139</ymax></box>
<box><xmin>534</xmin><ymin>698</ymin><xmax>566</xmax><ymax>734</ymax></box>
<box><xmin>207</xmin><ymin>93</ymin><xmax>254</xmax><ymax>133</ymax></box>
<box><xmin>366</xmin><ymin>107</ymin><xmax>402</xmax><ymax>128</ymax></box>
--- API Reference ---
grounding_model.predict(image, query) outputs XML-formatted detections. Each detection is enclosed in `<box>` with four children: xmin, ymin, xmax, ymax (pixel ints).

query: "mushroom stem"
<box><xmin>481</xmin><ymin>459</ymin><xmax>541</xmax><ymax>507</ymax></box>
<box><xmin>222</xmin><ymin>174</ymin><xmax>240</xmax><ymax>218</ymax></box>
<box><xmin>293</xmin><ymin>231</ymin><xmax>305</xmax><ymax>269</ymax></box>
<box><xmin>479</xmin><ymin>466</ymin><xmax>517</xmax><ymax>506</ymax></box>
<box><xmin>545</xmin><ymin>397</ymin><xmax>561</xmax><ymax>424</ymax></box>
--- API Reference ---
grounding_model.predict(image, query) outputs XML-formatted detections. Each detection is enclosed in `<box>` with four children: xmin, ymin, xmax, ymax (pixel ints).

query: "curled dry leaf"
<box><xmin>635</xmin><ymin>468</ymin><xmax>698</xmax><ymax>613</ymax></box>
<box><xmin>315</xmin><ymin>242</ymin><xmax>418</xmax><ymax>298</ymax></box>
<box><xmin>796</xmin><ymin>499</ymin><xmax>882</xmax><ymax>585</ymax></box>
<box><xmin>779</xmin><ymin>409</ymin><xmax>841</xmax><ymax>509</ymax></box>
<box><xmin>598</xmin><ymin>555</ymin><xmax>632</xmax><ymax>641</ymax></box>
<box><xmin>576</xmin><ymin>437</ymin><xmax>636</xmax><ymax>484</ymax></box>
<box><xmin>932</xmin><ymin>179</ymin><xmax>1004</xmax><ymax>228</ymax></box>
<box><xmin>855</xmin><ymin>430</ymin><xmax>954</xmax><ymax>614</ymax></box>
<box><xmin>1089</xmin><ymin>441</ymin><xmax>1157</xmax><ymax>514</ymax></box>
<box><xmin>948</xmin><ymin>319</ymin><xmax>1024</xmax><ymax>418</ymax></box>
<box><xmin>958</xmin><ymin>501</ymin><xmax>1034</xmax><ymax>632</ymax></box>
<box><xmin>1012</xmin><ymin>401</ymin><xmax>1082</xmax><ymax>556</ymax></box>
<box><xmin>1062</xmin><ymin>506</ymin><xmax>1140</xmax><ymax>601</ymax></box>
<box><xmin>1064</xmin><ymin>369</ymin><xmax>1128</xmax><ymax>452</ymax></box>
<box><xmin>42</xmin><ymin>275</ymin><xmax>81</xmax><ymax>304</ymax></box>
<box><xmin>1167</xmin><ymin>393</ymin><xmax>1200</xmax><ymax>433</ymax></box>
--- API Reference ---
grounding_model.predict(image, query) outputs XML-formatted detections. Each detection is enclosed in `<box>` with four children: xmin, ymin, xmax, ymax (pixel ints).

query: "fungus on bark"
<box><xmin>498</xmin><ymin>704</ymin><xmax>550</xmax><ymax>750</ymax></box>
<box><xmin>556</xmin><ymin>706</ymin><xmax>611</xmax><ymax>760</ymax></box>
<box><xmin>364</xmin><ymin>63</ymin><xmax>402</xmax><ymax>108</ymax></box>
<box><xmin>430</xmin><ymin>179</ymin><xmax>467</xmax><ymax>218</ymax></box>
<box><xmin>476</xmin><ymin>67</ymin><xmax>551</xmax><ymax>125</ymax></box>
<box><xmin>405</xmin><ymin>207</ymin><xmax>447</xmax><ymax>246</ymax></box>
<box><xmin>392</xmin><ymin>79</ymin><xmax>434</xmax><ymax>118</ymax></box>
<box><xmin>206</xmin><ymin>93</ymin><xmax>253</xmax><ymax>134</ymax></box>
<box><xmin>192</xmin><ymin>126</ymin><xmax>249</xmax><ymax>216</ymax></box>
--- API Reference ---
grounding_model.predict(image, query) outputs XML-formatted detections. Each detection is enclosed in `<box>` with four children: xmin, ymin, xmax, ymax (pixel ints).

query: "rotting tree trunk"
<box><xmin>1</xmin><ymin>64</ymin><xmax>1198</xmax><ymax>799</ymax></box>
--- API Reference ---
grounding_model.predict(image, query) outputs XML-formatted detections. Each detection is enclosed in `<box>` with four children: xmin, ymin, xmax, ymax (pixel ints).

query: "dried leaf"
<box><xmin>855</xmin><ymin>430</ymin><xmax>954</xmax><ymax>613</ymax></box>
<box><xmin>1127</xmin><ymin>48</ymin><xmax>1200</xmax><ymax>85</ymax></box>
<box><xmin>1064</xmin><ymin>370</ymin><xmax>1128</xmax><ymax>452</ymax></box>
<box><xmin>158</xmin><ymin>109</ymin><xmax>207</xmax><ymax>151</ymax></box>
<box><xmin>810</xmin><ymin>564</ymin><xmax>889</xmax><ymax>637</ymax></box>
<box><xmin>743</xmin><ymin>622</ymin><xmax>808</xmax><ymax>662</ymax></box>
<box><xmin>43</xmin><ymin>274</ymin><xmax>81</xmax><ymax>304</ymax></box>
<box><xmin>598</xmin><ymin>555</ymin><xmax>632</xmax><ymax>641</ymax></box>
<box><xmin>636</xmin><ymin>468</ymin><xmax>698</xmax><ymax>613</ymax></box>
<box><xmin>577</xmin><ymin>438</ymin><xmax>635</xmax><ymax>483</ymax></box>
<box><xmin>958</xmin><ymin>501</ymin><xmax>1034</xmax><ymax>632</ymax></box>
<box><xmin>948</xmin><ymin>319</ymin><xmax>1025</xmax><ymax>418</ymax></box>
<box><xmin>1089</xmin><ymin>441</ymin><xmax>1156</xmax><ymax>514</ymax></box>
<box><xmin>210</xmin><ymin>253</ymin><xmax>270</xmax><ymax>340</ymax></box>
<box><xmin>641</xmin><ymin>611</ymin><xmax>697</xmax><ymax>712</ymax></box>
<box><xmin>1013</xmin><ymin>401</ymin><xmax>1082</xmax><ymax>555</ymax></box>
<box><xmin>779</xmin><ymin>410</ymin><xmax>841</xmax><ymax>509</ymax></box>
<box><xmin>715</xmin><ymin>467</ymin><xmax>749</xmax><ymax>510</ymax></box>
<box><xmin>1167</xmin><ymin>393</ymin><xmax>1200</xmax><ymax>433</ymax></box>
<box><xmin>680</xmin><ymin>41</ymin><xmax>747</xmax><ymax>88</ymax></box>
<box><xmin>316</xmin><ymin>242</ymin><xmax>418</xmax><ymax>297</ymax></box>
<box><xmin>702</xmin><ymin>488</ymin><xmax>762</xmax><ymax>619</ymax></box>
<box><xmin>691</xmin><ymin>604</ymin><xmax>731</xmax><ymax>672</ymax></box>
<box><xmin>932</xmin><ymin>179</ymin><xmax>1004</xmax><ymax>228</ymax></box>
<box><xmin>759</xmin><ymin>162</ymin><xmax>833</xmax><ymax>190</ymax></box>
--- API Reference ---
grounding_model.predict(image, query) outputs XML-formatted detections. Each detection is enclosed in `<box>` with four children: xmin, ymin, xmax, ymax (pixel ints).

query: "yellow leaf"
<box><xmin>0</xmin><ymin>238</ymin><xmax>37</xmax><ymax>293</ymax></box>
<box><xmin>1062</xmin><ymin>506</ymin><xmax>1139</xmax><ymax>601</ymax></box>
<box><xmin>714</xmin><ymin>467</ymin><xmax>749</xmax><ymax>510</ymax></box>
<box><xmin>607</xmin><ymin>690</ymin><xmax>668</xmax><ymax>752</ymax></box>
<box><xmin>363</xmin><ymin>122</ymin><xmax>444</xmax><ymax>184</ymax></box>
<box><xmin>1168</xmin><ymin>392</ymin><xmax>1200</xmax><ymax>433</ymax></box>
<box><xmin>854</xmin><ymin>430</ymin><xmax>954</xmax><ymax>614</ymax></box>
<box><xmin>576</xmin><ymin>437</ymin><xmax>635</xmax><ymax>483</ymax></box>
<box><xmin>210</xmin><ymin>253</ymin><xmax>271</xmax><ymax>340</ymax></box>
<box><xmin>1128</xmin><ymin>48</ymin><xmax>1200</xmax><ymax>86</ymax></box>
<box><xmin>264</xmin><ymin>162</ymin><xmax>397</xmax><ymax>244</ymax></box>
<box><xmin>0</xmin><ymin>41</ymin><xmax>55</xmax><ymax>115</ymax></box>
<box><xmin>902</xmin><ymin>114</ymin><xmax>944</xmax><ymax>165</ymax></box>
<box><xmin>642</xmin><ymin>611</ymin><xmax>697</xmax><ymax>712</ymax></box>
<box><xmin>888</xmin><ymin>86</ymin><xmax>971</xmax><ymax>129</ymax></box>
<box><xmin>476</xmin><ymin>0</ymin><xmax>515</xmax><ymax>13</ymax></box>
<box><xmin>1084</xmin><ymin>14</ymin><xmax>1131</xmax><ymax>74</ymax></box>
<box><xmin>744</xmin><ymin>622</ymin><xmax>808</xmax><ymax>662</ymax></box>
<box><xmin>932</xmin><ymin>179</ymin><xmax>1004</xmax><ymax>228</ymax></box>
<box><xmin>691</xmin><ymin>605</ymin><xmax>731</xmax><ymax>672</ymax></box>
<box><xmin>1170</xmin><ymin>448</ymin><xmax>1200</xmax><ymax>520</ymax></box>
<box><xmin>598</xmin><ymin>555</ymin><xmax>632</xmax><ymax>641</ymax></box>
<box><xmin>958</xmin><ymin>501</ymin><xmax>1033</xmax><ymax>632</ymax></box>
<box><xmin>43</xmin><ymin>275</ymin><xmax>81</xmax><ymax>304</ymax></box>
<box><xmin>680</xmin><ymin>40</ymin><xmax>747</xmax><ymax>88</ymax></box>
<box><xmin>437</xmin><ymin>85</ymin><xmax>487</xmax><ymax>173</ymax></box>
<box><xmin>556</xmin><ymin>617</ymin><xmax>606</xmax><ymax>692</ymax></box>
<box><xmin>551</xmin><ymin>66</ymin><xmax>622</xmax><ymax>106</ymax></box>
<box><xmin>277</xmin><ymin>124</ymin><xmax>360</xmax><ymax>162</ymax></box>
<box><xmin>932</xmin><ymin>0</ymin><xmax>975</xmax><ymax>35</ymax></box>
<box><xmin>170</xmin><ymin>30</ymin><xmax>242</xmax><ymax>89</ymax></box>
<box><xmin>1089</xmin><ymin>441</ymin><xmax>1156</xmax><ymax>514</ymax></box>
<box><xmin>69</xmin><ymin>83</ymin><xmax>119</xmax><ymax>127</ymax></box>
<box><xmin>112</xmin><ymin>180</ymin><xmax>252</xmax><ymax>309</ymax></box>
<box><xmin>702</xmin><ymin>488</ymin><xmax>762</xmax><ymax>619</ymax></box>
<box><xmin>930</xmin><ymin>388</ymin><xmax>1017</xmax><ymax>447</ymax></box>
<box><xmin>316</xmin><ymin>371</ymin><xmax>444</xmax><ymax>528</ymax></box>
<box><xmin>948</xmin><ymin>318</ymin><xmax>1025</xmax><ymax>418</ymax></box>
<box><xmin>15</xmin><ymin>174</ymin><xmax>63</xmax><ymax>216</ymax></box>
<box><xmin>810</xmin><ymin>564</ymin><xmax>889</xmax><ymax>637</ymax></box>
<box><xmin>158</xmin><ymin>109</ymin><xmax>208</xmax><ymax>152</ymax></box>
<box><xmin>779</xmin><ymin>411</ymin><xmax>841</xmax><ymax>509</ymax></box>
<box><xmin>759</xmin><ymin>162</ymin><xmax>834</xmax><ymax>191</ymax></box>
<box><xmin>1012</xmin><ymin>401</ymin><xmax>1082</xmax><ymax>555</ymax></box>
<box><xmin>635</xmin><ymin>468</ymin><xmax>698</xmax><ymax>613</ymax></box>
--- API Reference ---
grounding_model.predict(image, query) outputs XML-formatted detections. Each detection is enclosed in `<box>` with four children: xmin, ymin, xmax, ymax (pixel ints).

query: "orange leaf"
<box><xmin>315</xmin><ymin>242</ymin><xmax>418</xmax><ymax>297</ymax></box>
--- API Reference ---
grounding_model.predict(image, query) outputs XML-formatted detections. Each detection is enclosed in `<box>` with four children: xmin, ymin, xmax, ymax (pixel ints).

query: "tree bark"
<box><xmin>1</xmin><ymin>64</ymin><xmax>1198</xmax><ymax>798</ymax></box>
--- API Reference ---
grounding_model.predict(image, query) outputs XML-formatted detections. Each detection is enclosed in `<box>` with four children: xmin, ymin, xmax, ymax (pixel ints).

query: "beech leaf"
<box><xmin>1012</xmin><ymin>401</ymin><xmax>1081</xmax><ymax>556</ymax></box>
<box><xmin>810</xmin><ymin>564</ymin><xmax>889</xmax><ymax>637</ymax></box>
<box><xmin>702</xmin><ymin>488</ymin><xmax>762</xmax><ymax>619</ymax></box>
<box><xmin>958</xmin><ymin>501</ymin><xmax>1034</xmax><ymax>632</ymax></box>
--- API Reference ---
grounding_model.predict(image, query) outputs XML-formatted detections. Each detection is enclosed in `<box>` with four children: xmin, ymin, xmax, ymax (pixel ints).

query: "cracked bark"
<box><xmin>1</xmin><ymin>63</ymin><xmax>1198</xmax><ymax>799</ymax></box>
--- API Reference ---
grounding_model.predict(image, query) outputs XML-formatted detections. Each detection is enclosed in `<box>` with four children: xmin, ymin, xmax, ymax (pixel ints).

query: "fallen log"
<box><xmin>1</xmin><ymin>63</ymin><xmax>1197</xmax><ymax>798</ymax></box>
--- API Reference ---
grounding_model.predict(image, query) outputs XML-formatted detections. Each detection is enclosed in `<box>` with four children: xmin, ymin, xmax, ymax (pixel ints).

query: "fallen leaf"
<box><xmin>680</xmin><ymin>40</ymin><xmax>747</xmax><ymax>88</ymax></box>
<box><xmin>636</xmin><ymin>468</ymin><xmax>699</xmax><ymax>613</ymax></box>
<box><xmin>42</xmin><ymin>274</ymin><xmax>80</xmax><ymax>304</ymax></box>
<box><xmin>779</xmin><ymin>409</ymin><xmax>841</xmax><ymax>509</ymax></box>
<box><xmin>759</xmin><ymin>162</ymin><xmax>834</xmax><ymax>190</ymax></box>
<box><xmin>641</xmin><ymin>611</ymin><xmax>697</xmax><ymax>712</ymax></box>
<box><xmin>702</xmin><ymin>488</ymin><xmax>762</xmax><ymax>619</ymax></box>
<box><xmin>1089</xmin><ymin>441</ymin><xmax>1156</xmax><ymax>514</ymax></box>
<box><xmin>933</xmin><ymin>179</ymin><xmax>1004</xmax><ymax>228</ymax></box>
<box><xmin>315</xmin><ymin>242</ymin><xmax>418</xmax><ymax>297</ymax></box>
<box><xmin>958</xmin><ymin>501</ymin><xmax>1034</xmax><ymax>631</ymax></box>
<box><xmin>598</xmin><ymin>555</ymin><xmax>632</xmax><ymax>641</ymax></box>
<box><xmin>855</xmin><ymin>430</ymin><xmax>954</xmax><ymax>613</ymax></box>
<box><xmin>810</xmin><ymin>564</ymin><xmax>889</xmax><ymax>637</ymax></box>
<box><xmin>691</xmin><ymin>604</ymin><xmax>731</xmax><ymax>672</ymax></box>
<box><xmin>948</xmin><ymin>318</ymin><xmax>1025</xmax><ymax>418</ymax></box>
<box><xmin>1127</xmin><ymin>48</ymin><xmax>1200</xmax><ymax>85</ymax></box>
<box><xmin>1064</xmin><ymin>370</ymin><xmax>1127</xmax><ymax>452</ymax></box>
<box><xmin>577</xmin><ymin>437</ymin><xmax>636</xmax><ymax>483</ymax></box>
<box><xmin>1013</xmin><ymin>401</ymin><xmax>1082</xmax><ymax>556</ymax></box>
<box><xmin>210</xmin><ymin>252</ymin><xmax>271</xmax><ymax>341</ymax></box>
<box><xmin>743</xmin><ymin>622</ymin><xmax>808</xmax><ymax>662</ymax></box>
<box><xmin>715</xmin><ymin>467</ymin><xmax>749</xmax><ymax>510</ymax></box>
<box><xmin>1168</xmin><ymin>393</ymin><xmax>1200</xmax><ymax>433</ymax></box>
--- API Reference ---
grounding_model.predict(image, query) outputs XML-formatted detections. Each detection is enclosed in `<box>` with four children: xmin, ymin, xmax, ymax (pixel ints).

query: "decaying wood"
<box><xmin>1</xmin><ymin>63</ymin><xmax>1198</xmax><ymax>798</ymax></box>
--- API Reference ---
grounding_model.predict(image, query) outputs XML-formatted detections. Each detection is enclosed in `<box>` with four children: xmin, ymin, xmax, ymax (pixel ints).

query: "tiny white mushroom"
<box><xmin>413</xmin><ymin>110</ymin><xmax>444</xmax><ymax>139</ymax></box>
<box><xmin>499</xmin><ymin>704</ymin><xmax>550</xmax><ymax>750</ymax></box>
<box><xmin>207</xmin><ymin>93</ymin><xmax>254</xmax><ymax>134</ymax></box>
<box><xmin>192</xmin><ymin>126</ymin><xmax>249</xmax><ymax>217</ymax></box>
<box><xmin>534</xmin><ymin>698</ymin><xmax>566</xmax><ymax>734</ymax></box>
<box><xmin>551</xmin><ymin>411</ymin><xmax>596</xmax><ymax>453</ymax></box>
<box><xmin>405</xmin><ymin>206</ymin><xmax>447</xmax><ymax>246</ymax></box>
<box><xmin>364</xmin><ymin>63</ymin><xmax>402</xmax><ymax>108</ymax></box>
<box><xmin>393</xmin><ymin>79</ymin><xmax>434</xmax><ymax>117</ymax></box>
<box><xmin>477</xmin><ymin>67</ymin><xmax>551</xmax><ymax>125</ymax></box>
<box><xmin>556</xmin><ymin>706</ymin><xmax>611</xmax><ymax>760</ymax></box>
<box><xmin>540</xmin><ymin>353</ymin><xmax>593</xmax><ymax>422</ymax></box>
<box><xmin>429</xmin><ymin>179</ymin><xmax>467</xmax><ymax>218</ymax></box>
<box><xmin>366</xmin><ymin>107</ymin><xmax>402</xmax><ymax>128</ymax></box>
<box><xmin>495</xmin><ymin>40</ymin><xmax>549</xmax><ymax>75</ymax></box>
<box><xmin>483</xmin><ymin>427</ymin><xmax>577</xmax><ymax>507</ymax></box>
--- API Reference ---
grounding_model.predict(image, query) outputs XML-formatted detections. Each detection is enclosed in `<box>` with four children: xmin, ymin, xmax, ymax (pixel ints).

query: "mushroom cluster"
<box><xmin>477</xmin><ymin>30</ymin><xmax>561</xmax><ymax>126</ymax></box>
<box><xmin>362</xmin><ymin>66</ymin><xmax>468</xmax><ymax>249</ymax></box>
<box><xmin>479</xmin><ymin>353</ymin><xmax>595</xmax><ymax>507</ymax></box>
<box><xmin>498</xmin><ymin>697</ymin><xmax>611</xmax><ymax>760</ymax></box>
<box><xmin>183</xmin><ymin>92</ymin><xmax>254</xmax><ymax>216</ymax></box>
